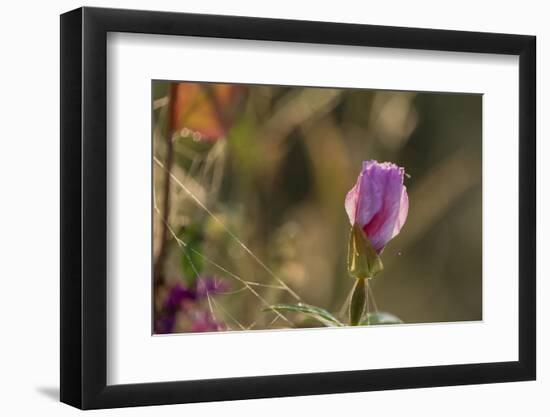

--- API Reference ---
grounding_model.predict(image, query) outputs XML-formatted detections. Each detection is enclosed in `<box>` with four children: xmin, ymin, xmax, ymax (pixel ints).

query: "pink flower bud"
<box><xmin>345</xmin><ymin>161</ymin><xmax>409</xmax><ymax>254</ymax></box>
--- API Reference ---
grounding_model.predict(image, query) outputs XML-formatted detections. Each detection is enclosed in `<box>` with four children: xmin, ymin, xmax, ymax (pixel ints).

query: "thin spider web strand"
<box><xmin>268</xmin><ymin>315</ymin><xmax>281</xmax><ymax>327</ymax></box>
<box><xmin>365</xmin><ymin>279</ymin><xmax>370</xmax><ymax>324</ymax></box>
<box><xmin>204</xmin><ymin>280</ymin><xmax>287</xmax><ymax>294</ymax></box>
<box><xmin>245</xmin><ymin>313</ymin><xmax>281</xmax><ymax>330</ymax></box>
<box><xmin>244</xmin><ymin>282</ymin><xmax>287</xmax><ymax>290</ymax></box>
<box><xmin>210</xmin><ymin>144</ymin><xmax>226</xmax><ymax>196</ymax></box>
<box><xmin>245</xmin><ymin>317</ymin><xmax>259</xmax><ymax>330</ymax></box>
<box><xmin>338</xmin><ymin>282</ymin><xmax>355</xmax><ymax>320</ymax></box>
<box><xmin>217</xmin><ymin>287</ymin><xmax>248</xmax><ymax>296</ymax></box>
<box><xmin>204</xmin><ymin>290</ymin><xmax>217</xmax><ymax>319</ymax></box>
<box><xmin>367</xmin><ymin>281</ymin><xmax>379</xmax><ymax>313</ymax></box>
<box><xmin>153</xmin><ymin>156</ymin><xmax>301</xmax><ymax>301</ymax></box>
<box><xmin>337</xmin><ymin>279</ymin><xmax>380</xmax><ymax>323</ymax></box>
<box><xmin>201</xmin><ymin>140</ymin><xmax>224</xmax><ymax>187</ymax></box>
<box><xmin>210</xmin><ymin>296</ymin><xmax>247</xmax><ymax>331</ymax></box>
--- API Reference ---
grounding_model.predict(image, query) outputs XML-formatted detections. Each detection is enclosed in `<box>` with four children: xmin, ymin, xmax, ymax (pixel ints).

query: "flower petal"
<box><xmin>346</xmin><ymin>160</ymin><xmax>408</xmax><ymax>254</ymax></box>
<box><xmin>392</xmin><ymin>186</ymin><xmax>409</xmax><ymax>239</ymax></box>
<box><xmin>345</xmin><ymin>161</ymin><xmax>383</xmax><ymax>227</ymax></box>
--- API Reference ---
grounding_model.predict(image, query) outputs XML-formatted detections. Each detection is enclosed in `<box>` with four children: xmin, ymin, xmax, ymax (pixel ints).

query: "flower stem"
<box><xmin>349</xmin><ymin>278</ymin><xmax>367</xmax><ymax>326</ymax></box>
<box><xmin>154</xmin><ymin>83</ymin><xmax>178</xmax><ymax>290</ymax></box>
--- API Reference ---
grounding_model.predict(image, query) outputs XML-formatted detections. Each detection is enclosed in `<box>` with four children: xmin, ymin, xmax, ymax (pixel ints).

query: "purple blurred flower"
<box><xmin>345</xmin><ymin>160</ymin><xmax>409</xmax><ymax>254</ymax></box>
<box><xmin>163</xmin><ymin>283</ymin><xmax>195</xmax><ymax>312</ymax></box>
<box><xmin>190</xmin><ymin>311</ymin><xmax>226</xmax><ymax>333</ymax></box>
<box><xmin>196</xmin><ymin>276</ymin><xmax>229</xmax><ymax>298</ymax></box>
<box><xmin>156</xmin><ymin>277</ymin><xmax>228</xmax><ymax>334</ymax></box>
<box><xmin>155</xmin><ymin>314</ymin><xmax>177</xmax><ymax>334</ymax></box>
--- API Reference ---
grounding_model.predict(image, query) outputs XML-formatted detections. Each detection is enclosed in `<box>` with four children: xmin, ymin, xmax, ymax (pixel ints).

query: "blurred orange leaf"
<box><xmin>171</xmin><ymin>82</ymin><xmax>246</xmax><ymax>141</ymax></box>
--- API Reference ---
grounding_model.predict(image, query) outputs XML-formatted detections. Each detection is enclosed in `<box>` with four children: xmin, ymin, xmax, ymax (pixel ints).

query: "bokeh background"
<box><xmin>152</xmin><ymin>80</ymin><xmax>482</xmax><ymax>334</ymax></box>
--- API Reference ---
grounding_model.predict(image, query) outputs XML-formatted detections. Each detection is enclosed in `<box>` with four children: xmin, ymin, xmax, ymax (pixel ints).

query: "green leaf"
<box><xmin>359</xmin><ymin>312</ymin><xmax>403</xmax><ymax>326</ymax></box>
<box><xmin>177</xmin><ymin>225</ymin><xmax>204</xmax><ymax>286</ymax></box>
<box><xmin>227</xmin><ymin>117</ymin><xmax>260</xmax><ymax>182</ymax></box>
<box><xmin>264</xmin><ymin>303</ymin><xmax>344</xmax><ymax>327</ymax></box>
<box><xmin>347</xmin><ymin>224</ymin><xmax>383</xmax><ymax>279</ymax></box>
<box><xmin>180</xmin><ymin>244</ymin><xmax>204</xmax><ymax>286</ymax></box>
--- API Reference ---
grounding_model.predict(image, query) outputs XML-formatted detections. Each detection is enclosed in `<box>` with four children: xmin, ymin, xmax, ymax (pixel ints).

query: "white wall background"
<box><xmin>0</xmin><ymin>0</ymin><xmax>545</xmax><ymax>415</ymax></box>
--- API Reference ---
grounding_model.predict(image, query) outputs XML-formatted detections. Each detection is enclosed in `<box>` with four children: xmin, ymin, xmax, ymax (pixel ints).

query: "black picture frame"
<box><xmin>60</xmin><ymin>6</ymin><xmax>536</xmax><ymax>410</ymax></box>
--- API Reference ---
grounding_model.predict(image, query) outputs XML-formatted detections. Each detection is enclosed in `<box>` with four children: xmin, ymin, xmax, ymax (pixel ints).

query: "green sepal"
<box><xmin>347</xmin><ymin>224</ymin><xmax>384</xmax><ymax>279</ymax></box>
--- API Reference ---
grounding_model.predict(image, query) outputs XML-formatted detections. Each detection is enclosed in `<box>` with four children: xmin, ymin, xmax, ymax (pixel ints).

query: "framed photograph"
<box><xmin>60</xmin><ymin>6</ymin><xmax>536</xmax><ymax>409</ymax></box>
